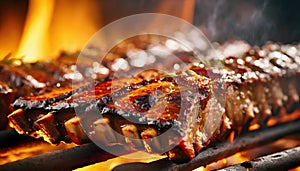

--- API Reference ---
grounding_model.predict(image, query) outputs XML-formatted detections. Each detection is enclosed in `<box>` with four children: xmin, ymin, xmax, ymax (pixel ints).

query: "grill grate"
<box><xmin>217</xmin><ymin>146</ymin><xmax>300</xmax><ymax>171</ymax></box>
<box><xmin>1</xmin><ymin>119</ymin><xmax>300</xmax><ymax>171</ymax></box>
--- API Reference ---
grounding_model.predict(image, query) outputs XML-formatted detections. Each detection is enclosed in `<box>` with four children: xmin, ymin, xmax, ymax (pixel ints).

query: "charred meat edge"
<box><xmin>8</xmin><ymin>43</ymin><xmax>300</xmax><ymax>163</ymax></box>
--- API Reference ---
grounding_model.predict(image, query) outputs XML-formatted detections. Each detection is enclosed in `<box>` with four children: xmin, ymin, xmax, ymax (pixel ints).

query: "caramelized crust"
<box><xmin>7</xmin><ymin>42</ymin><xmax>300</xmax><ymax>163</ymax></box>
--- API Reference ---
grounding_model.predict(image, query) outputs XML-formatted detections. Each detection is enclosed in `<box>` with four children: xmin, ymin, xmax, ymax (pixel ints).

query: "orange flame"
<box><xmin>15</xmin><ymin>0</ymin><xmax>101</xmax><ymax>62</ymax></box>
<box><xmin>0</xmin><ymin>141</ymin><xmax>76</xmax><ymax>165</ymax></box>
<box><xmin>74</xmin><ymin>151</ymin><xmax>166</xmax><ymax>171</ymax></box>
<box><xmin>0</xmin><ymin>0</ymin><xmax>196</xmax><ymax>62</ymax></box>
<box><xmin>16</xmin><ymin>0</ymin><xmax>54</xmax><ymax>62</ymax></box>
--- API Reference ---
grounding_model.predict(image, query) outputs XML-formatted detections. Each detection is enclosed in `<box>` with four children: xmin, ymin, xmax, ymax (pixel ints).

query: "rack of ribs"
<box><xmin>7</xmin><ymin>42</ymin><xmax>300</xmax><ymax>163</ymax></box>
<box><xmin>0</xmin><ymin>53</ymin><xmax>110</xmax><ymax>130</ymax></box>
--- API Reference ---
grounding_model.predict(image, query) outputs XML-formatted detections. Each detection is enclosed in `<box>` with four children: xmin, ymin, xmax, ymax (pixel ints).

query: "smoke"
<box><xmin>207</xmin><ymin>0</ymin><xmax>225</xmax><ymax>38</ymax></box>
<box><xmin>194</xmin><ymin>0</ymin><xmax>298</xmax><ymax>45</ymax></box>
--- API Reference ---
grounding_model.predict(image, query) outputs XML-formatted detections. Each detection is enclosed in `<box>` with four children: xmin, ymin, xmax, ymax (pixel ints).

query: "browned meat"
<box><xmin>7</xmin><ymin>42</ymin><xmax>300</xmax><ymax>163</ymax></box>
<box><xmin>0</xmin><ymin>54</ymin><xmax>110</xmax><ymax>96</ymax></box>
<box><xmin>0</xmin><ymin>53</ymin><xmax>111</xmax><ymax>130</ymax></box>
<box><xmin>0</xmin><ymin>81</ymin><xmax>14</xmax><ymax>130</ymax></box>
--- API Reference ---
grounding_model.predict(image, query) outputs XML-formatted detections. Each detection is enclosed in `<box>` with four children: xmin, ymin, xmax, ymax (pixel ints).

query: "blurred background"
<box><xmin>0</xmin><ymin>0</ymin><xmax>299</xmax><ymax>61</ymax></box>
<box><xmin>194</xmin><ymin>0</ymin><xmax>300</xmax><ymax>45</ymax></box>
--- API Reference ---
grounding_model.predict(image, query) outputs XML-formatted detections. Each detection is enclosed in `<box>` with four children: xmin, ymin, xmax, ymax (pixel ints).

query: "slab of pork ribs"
<box><xmin>0</xmin><ymin>53</ymin><xmax>109</xmax><ymax>129</ymax></box>
<box><xmin>8</xmin><ymin>42</ymin><xmax>300</xmax><ymax>163</ymax></box>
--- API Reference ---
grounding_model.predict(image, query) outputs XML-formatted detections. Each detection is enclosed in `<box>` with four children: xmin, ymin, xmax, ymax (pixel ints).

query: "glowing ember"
<box><xmin>248</xmin><ymin>123</ymin><xmax>260</xmax><ymax>131</ymax></box>
<box><xmin>199</xmin><ymin>152</ymin><xmax>250</xmax><ymax>170</ymax></box>
<box><xmin>266</xmin><ymin>110</ymin><xmax>300</xmax><ymax>127</ymax></box>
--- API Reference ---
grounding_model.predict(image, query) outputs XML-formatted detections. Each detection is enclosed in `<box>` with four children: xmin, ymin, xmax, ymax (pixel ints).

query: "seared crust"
<box><xmin>7</xmin><ymin>42</ymin><xmax>300</xmax><ymax>163</ymax></box>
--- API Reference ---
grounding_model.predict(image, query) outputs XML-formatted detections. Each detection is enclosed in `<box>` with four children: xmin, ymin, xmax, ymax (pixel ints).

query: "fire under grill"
<box><xmin>1</xmin><ymin>119</ymin><xmax>300</xmax><ymax>171</ymax></box>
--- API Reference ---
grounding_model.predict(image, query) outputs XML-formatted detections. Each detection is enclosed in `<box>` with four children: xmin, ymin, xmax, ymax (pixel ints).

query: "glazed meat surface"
<box><xmin>7</xmin><ymin>42</ymin><xmax>300</xmax><ymax>163</ymax></box>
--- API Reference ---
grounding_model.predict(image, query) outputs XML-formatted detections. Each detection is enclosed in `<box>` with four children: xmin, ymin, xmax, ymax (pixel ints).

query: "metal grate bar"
<box><xmin>217</xmin><ymin>146</ymin><xmax>300</xmax><ymax>171</ymax></box>
<box><xmin>1</xmin><ymin>119</ymin><xmax>300</xmax><ymax>171</ymax></box>
<box><xmin>0</xmin><ymin>143</ymin><xmax>131</xmax><ymax>171</ymax></box>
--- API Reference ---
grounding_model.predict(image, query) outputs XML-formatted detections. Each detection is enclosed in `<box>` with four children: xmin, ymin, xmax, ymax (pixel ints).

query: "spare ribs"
<box><xmin>0</xmin><ymin>53</ymin><xmax>110</xmax><ymax>130</ymax></box>
<box><xmin>7</xmin><ymin>42</ymin><xmax>300</xmax><ymax>163</ymax></box>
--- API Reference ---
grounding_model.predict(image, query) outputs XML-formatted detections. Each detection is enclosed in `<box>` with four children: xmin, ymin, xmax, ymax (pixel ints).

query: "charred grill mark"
<box><xmin>8</xmin><ymin>78</ymin><xmax>157</xmax><ymax>143</ymax></box>
<box><xmin>132</xmin><ymin>95</ymin><xmax>158</xmax><ymax>112</ymax></box>
<box><xmin>13</xmin><ymin>81</ymin><xmax>101</xmax><ymax>110</ymax></box>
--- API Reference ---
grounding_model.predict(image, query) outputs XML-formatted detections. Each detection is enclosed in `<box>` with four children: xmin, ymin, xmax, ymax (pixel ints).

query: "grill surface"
<box><xmin>218</xmin><ymin>146</ymin><xmax>300</xmax><ymax>171</ymax></box>
<box><xmin>1</xmin><ymin>119</ymin><xmax>300</xmax><ymax>171</ymax></box>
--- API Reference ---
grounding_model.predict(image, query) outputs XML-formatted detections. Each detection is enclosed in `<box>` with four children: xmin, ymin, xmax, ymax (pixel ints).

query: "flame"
<box><xmin>75</xmin><ymin>138</ymin><xmax>300</xmax><ymax>171</ymax></box>
<box><xmin>74</xmin><ymin>151</ymin><xmax>166</xmax><ymax>171</ymax></box>
<box><xmin>222</xmin><ymin>158</ymin><xmax>227</xmax><ymax>165</ymax></box>
<box><xmin>16</xmin><ymin>0</ymin><xmax>54</xmax><ymax>62</ymax></box>
<box><xmin>9</xmin><ymin>0</ymin><xmax>101</xmax><ymax>62</ymax></box>
<box><xmin>293</xmin><ymin>167</ymin><xmax>300</xmax><ymax>171</ymax></box>
<box><xmin>195</xmin><ymin>152</ymin><xmax>250</xmax><ymax>171</ymax></box>
<box><xmin>193</xmin><ymin>166</ymin><xmax>205</xmax><ymax>171</ymax></box>
<box><xmin>248</xmin><ymin>123</ymin><xmax>260</xmax><ymax>131</ymax></box>
<box><xmin>0</xmin><ymin>141</ymin><xmax>76</xmax><ymax>165</ymax></box>
<box><xmin>228</xmin><ymin>131</ymin><xmax>235</xmax><ymax>142</ymax></box>
<box><xmin>48</xmin><ymin>0</ymin><xmax>101</xmax><ymax>59</ymax></box>
<box><xmin>267</xmin><ymin>109</ymin><xmax>300</xmax><ymax>126</ymax></box>
<box><xmin>0</xmin><ymin>0</ymin><xmax>196</xmax><ymax>62</ymax></box>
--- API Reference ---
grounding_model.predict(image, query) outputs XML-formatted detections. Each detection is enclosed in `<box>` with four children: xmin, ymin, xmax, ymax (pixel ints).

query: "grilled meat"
<box><xmin>7</xmin><ymin>42</ymin><xmax>300</xmax><ymax>163</ymax></box>
<box><xmin>0</xmin><ymin>81</ymin><xmax>14</xmax><ymax>130</ymax></box>
<box><xmin>0</xmin><ymin>53</ymin><xmax>110</xmax><ymax>96</ymax></box>
<box><xmin>0</xmin><ymin>54</ymin><xmax>110</xmax><ymax>130</ymax></box>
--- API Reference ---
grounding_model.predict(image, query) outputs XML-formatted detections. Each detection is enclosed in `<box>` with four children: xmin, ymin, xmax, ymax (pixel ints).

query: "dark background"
<box><xmin>194</xmin><ymin>0</ymin><xmax>300</xmax><ymax>45</ymax></box>
<box><xmin>0</xmin><ymin>0</ymin><xmax>299</xmax><ymax>47</ymax></box>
